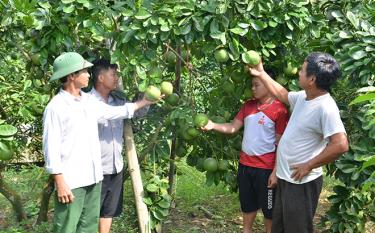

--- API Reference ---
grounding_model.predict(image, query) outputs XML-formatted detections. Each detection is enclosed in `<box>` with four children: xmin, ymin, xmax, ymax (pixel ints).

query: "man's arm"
<box><xmin>290</xmin><ymin>132</ymin><xmax>349</xmax><ymax>181</ymax></box>
<box><xmin>53</xmin><ymin>174</ymin><xmax>75</xmax><ymax>204</ymax></box>
<box><xmin>248</xmin><ymin>62</ymin><xmax>290</xmax><ymax>105</ymax></box>
<box><xmin>202</xmin><ymin>118</ymin><xmax>243</xmax><ymax>134</ymax></box>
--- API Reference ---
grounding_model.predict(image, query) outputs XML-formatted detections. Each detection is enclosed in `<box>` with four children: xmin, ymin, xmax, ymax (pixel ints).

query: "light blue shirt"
<box><xmin>90</xmin><ymin>89</ymin><xmax>126</xmax><ymax>175</ymax></box>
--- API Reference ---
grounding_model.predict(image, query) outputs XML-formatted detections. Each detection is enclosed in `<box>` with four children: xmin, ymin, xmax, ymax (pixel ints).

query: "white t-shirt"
<box><xmin>276</xmin><ymin>91</ymin><xmax>346</xmax><ymax>184</ymax></box>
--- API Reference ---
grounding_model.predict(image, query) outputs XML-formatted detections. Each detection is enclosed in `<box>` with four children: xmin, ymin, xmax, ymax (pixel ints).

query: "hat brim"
<box><xmin>50</xmin><ymin>60</ymin><xmax>93</xmax><ymax>82</ymax></box>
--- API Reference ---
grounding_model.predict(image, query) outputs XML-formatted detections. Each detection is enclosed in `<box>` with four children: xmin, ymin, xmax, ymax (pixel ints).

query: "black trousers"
<box><xmin>272</xmin><ymin>176</ymin><xmax>323</xmax><ymax>233</ymax></box>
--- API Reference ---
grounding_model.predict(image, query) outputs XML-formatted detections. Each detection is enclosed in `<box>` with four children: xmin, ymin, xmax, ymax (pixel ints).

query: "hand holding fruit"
<box><xmin>201</xmin><ymin>120</ymin><xmax>215</xmax><ymax>131</ymax></box>
<box><xmin>247</xmin><ymin>62</ymin><xmax>265</xmax><ymax>77</ymax></box>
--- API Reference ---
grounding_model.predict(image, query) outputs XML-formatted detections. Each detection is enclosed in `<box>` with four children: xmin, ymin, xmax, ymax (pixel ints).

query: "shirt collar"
<box><xmin>59</xmin><ymin>89</ymin><xmax>87</xmax><ymax>103</ymax></box>
<box><xmin>90</xmin><ymin>88</ymin><xmax>114</xmax><ymax>104</ymax></box>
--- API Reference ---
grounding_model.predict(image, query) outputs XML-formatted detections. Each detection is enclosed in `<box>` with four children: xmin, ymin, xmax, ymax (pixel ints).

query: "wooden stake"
<box><xmin>124</xmin><ymin>121</ymin><xmax>150</xmax><ymax>233</ymax></box>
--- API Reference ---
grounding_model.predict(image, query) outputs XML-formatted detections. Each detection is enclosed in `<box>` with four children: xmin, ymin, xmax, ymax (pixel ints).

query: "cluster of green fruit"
<box><xmin>214</xmin><ymin>48</ymin><xmax>261</xmax><ymax>66</ymax></box>
<box><xmin>144</xmin><ymin>81</ymin><xmax>180</xmax><ymax>107</ymax></box>
<box><xmin>0</xmin><ymin>124</ymin><xmax>17</xmax><ymax>161</ymax></box>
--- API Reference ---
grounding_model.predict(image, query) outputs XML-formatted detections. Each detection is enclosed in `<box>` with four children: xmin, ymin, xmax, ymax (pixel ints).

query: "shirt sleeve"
<box><xmin>288</xmin><ymin>91</ymin><xmax>305</xmax><ymax>110</ymax></box>
<box><xmin>275</xmin><ymin>104</ymin><xmax>289</xmax><ymax>135</ymax></box>
<box><xmin>322</xmin><ymin>103</ymin><xmax>346</xmax><ymax>139</ymax></box>
<box><xmin>95</xmin><ymin>100</ymin><xmax>135</xmax><ymax>122</ymax></box>
<box><xmin>235</xmin><ymin>103</ymin><xmax>247</xmax><ymax>122</ymax></box>
<box><xmin>43</xmin><ymin>108</ymin><xmax>63</xmax><ymax>174</ymax></box>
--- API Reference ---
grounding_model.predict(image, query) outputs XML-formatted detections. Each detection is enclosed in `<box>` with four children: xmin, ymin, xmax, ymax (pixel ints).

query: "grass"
<box><xmin>1</xmin><ymin>162</ymin><xmax>374</xmax><ymax>232</ymax></box>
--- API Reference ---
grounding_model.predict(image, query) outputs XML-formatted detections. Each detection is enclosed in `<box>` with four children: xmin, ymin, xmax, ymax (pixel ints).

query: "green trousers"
<box><xmin>53</xmin><ymin>182</ymin><xmax>102</xmax><ymax>233</ymax></box>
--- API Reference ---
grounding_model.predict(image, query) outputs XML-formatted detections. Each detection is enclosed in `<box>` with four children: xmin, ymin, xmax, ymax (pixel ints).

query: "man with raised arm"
<box><xmin>248</xmin><ymin>52</ymin><xmax>349</xmax><ymax>233</ymax></box>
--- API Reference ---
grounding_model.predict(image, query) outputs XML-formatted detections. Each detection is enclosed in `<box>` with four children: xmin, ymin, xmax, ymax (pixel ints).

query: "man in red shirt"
<box><xmin>202</xmin><ymin>74</ymin><xmax>289</xmax><ymax>233</ymax></box>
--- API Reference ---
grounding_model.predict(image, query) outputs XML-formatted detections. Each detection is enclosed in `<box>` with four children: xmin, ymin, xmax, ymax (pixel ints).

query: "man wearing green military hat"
<box><xmin>42</xmin><ymin>52</ymin><xmax>159</xmax><ymax>233</ymax></box>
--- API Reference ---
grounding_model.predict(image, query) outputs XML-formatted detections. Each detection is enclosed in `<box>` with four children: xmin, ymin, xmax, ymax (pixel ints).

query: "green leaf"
<box><xmin>0</xmin><ymin>125</ymin><xmax>17</xmax><ymax>137</ymax></box>
<box><xmin>143</xmin><ymin>197</ymin><xmax>153</xmax><ymax>205</ymax></box>
<box><xmin>157</xmin><ymin>199</ymin><xmax>170</xmax><ymax>209</ymax></box>
<box><xmin>268</xmin><ymin>21</ymin><xmax>277</xmax><ymax>27</ymax></box>
<box><xmin>356</xmin><ymin>86</ymin><xmax>375</xmax><ymax>93</ymax></box>
<box><xmin>229</xmin><ymin>27</ymin><xmax>248</xmax><ymax>36</ymax></box>
<box><xmin>135</xmin><ymin>9</ymin><xmax>151</xmax><ymax>20</ymax></box>
<box><xmin>250</xmin><ymin>20</ymin><xmax>267</xmax><ymax>31</ymax></box>
<box><xmin>339</xmin><ymin>30</ymin><xmax>353</xmax><ymax>39</ymax></box>
<box><xmin>152</xmin><ymin>209</ymin><xmax>164</xmax><ymax>220</ymax></box>
<box><xmin>210</xmin><ymin>31</ymin><xmax>226</xmax><ymax>45</ymax></box>
<box><xmin>61</xmin><ymin>0</ymin><xmax>75</xmax><ymax>3</ymax></box>
<box><xmin>146</xmin><ymin>183</ymin><xmax>158</xmax><ymax>192</ymax></box>
<box><xmin>346</xmin><ymin>11</ymin><xmax>359</xmax><ymax>29</ymax></box>
<box><xmin>349</xmin><ymin>50</ymin><xmax>366</xmax><ymax>60</ymax></box>
<box><xmin>62</xmin><ymin>5</ymin><xmax>75</xmax><ymax>14</ymax></box>
<box><xmin>349</xmin><ymin>93</ymin><xmax>375</xmax><ymax>105</ymax></box>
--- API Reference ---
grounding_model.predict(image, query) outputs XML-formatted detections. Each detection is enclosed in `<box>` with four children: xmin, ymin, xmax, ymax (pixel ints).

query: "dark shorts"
<box><xmin>237</xmin><ymin>164</ymin><xmax>275</xmax><ymax>219</ymax></box>
<box><xmin>100</xmin><ymin>169</ymin><xmax>124</xmax><ymax>218</ymax></box>
<box><xmin>272</xmin><ymin>176</ymin><xmax>323</xmax><ymax>233</ymax></box>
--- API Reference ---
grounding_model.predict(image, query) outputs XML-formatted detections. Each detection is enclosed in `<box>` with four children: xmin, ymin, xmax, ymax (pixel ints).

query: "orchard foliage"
<box><xmin>0</xmin><ymin>0</ymin><xmax>374</xmax><ymax>231</ymax></box>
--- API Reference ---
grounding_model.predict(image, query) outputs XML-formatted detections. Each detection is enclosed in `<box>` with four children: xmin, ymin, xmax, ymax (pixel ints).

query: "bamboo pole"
<box><xmin>123</xmin><ymin>121</ymin><xmax>150</xmax><ymax>233</ymax></box>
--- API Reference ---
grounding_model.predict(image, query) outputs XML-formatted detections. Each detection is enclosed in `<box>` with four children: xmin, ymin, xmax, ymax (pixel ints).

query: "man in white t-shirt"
<box><xmin>247</xmin><ymin>52</ymin><xmax>349</xmax><ymax>233</ymax></box>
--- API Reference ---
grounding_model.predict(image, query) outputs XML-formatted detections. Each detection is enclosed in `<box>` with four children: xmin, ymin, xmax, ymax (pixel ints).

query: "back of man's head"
<box><xmin>91</xmin><ymin>58</ymin><xmax>118</xmax><ymax>86</ymax></box>
<box><xmin>305</xmin><ymin>52</ymin><xmax>341</xmax><ymax>92</ymax></box>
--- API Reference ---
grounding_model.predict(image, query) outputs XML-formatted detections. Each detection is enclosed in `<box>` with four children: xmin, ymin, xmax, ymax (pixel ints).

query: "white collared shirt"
<box><xmin>42</xmin><ymin>89</ymin><xmax>135</xmax><ymax>190</ymax></box>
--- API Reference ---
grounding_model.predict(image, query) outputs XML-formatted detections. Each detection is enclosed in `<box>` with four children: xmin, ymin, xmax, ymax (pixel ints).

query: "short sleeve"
<box><xmin>322</xmin><ymin>104</ymin><xmax>346</xmax><ymax>139</ymax></box>
<box><xmin>275</xmin><ymin>105</ymin><xmax>289</xmax><ymax>135</ymax></box>
<box><xmin>288</xmin><ymin>91</ymin><xmax>305</xmax><ymax>110</ymax></box>
<box><xmin>235</xmin><ymin>103</ymin><xmax>246</xmax><ymax>122</ymax></box>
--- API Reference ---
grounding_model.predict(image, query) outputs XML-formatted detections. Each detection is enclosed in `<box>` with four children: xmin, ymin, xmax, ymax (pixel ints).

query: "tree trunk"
<box><xmin>168</xmin><ymin>46</ymin><xmax>182</xmax><ymax>195</ymax></box>
<box><xmin>167</xmin><ymin>138</ymin><xmax>177</xmax><ymax>195</ymax></box>
<box><xmin>124</xmin><ymin>121</ymin><xmax>150</xmax><ymax>233</ymax></box>
<box><xmin>36</xmin><ymin>175</ymin><xmax>54</xmax><ymax>224</ymax></box>
<box><xmin>0</xmin><ymin>168</ymin><xmax>27</xmax><ymax>222</ymax></box>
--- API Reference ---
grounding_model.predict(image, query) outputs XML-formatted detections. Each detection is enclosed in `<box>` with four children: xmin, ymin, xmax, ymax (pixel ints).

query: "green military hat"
<box><xmin>50</xmin><ymin>52</ymin><xmax>93</xmax><ymax>82</ymax></box>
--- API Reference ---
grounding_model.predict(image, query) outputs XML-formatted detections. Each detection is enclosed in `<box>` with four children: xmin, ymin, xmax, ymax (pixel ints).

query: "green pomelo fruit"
<box><xmin>160</xmin><ymin>81</ymin><xmax>173</xmax><ymax>95</ymax></box>
<box><xmin>182</xmin><ymin>130</ymin><xmax>194</xmax><ymax>140</ymax></box>
<box><xmin>193</xmin><ymin>113</ymin><xmax>209</xmax><ymax>127</ymax></box>
<box><xmin>181</xmin><ymin>49</ymin><xmax>190</xmax><ymax>60</ymax></box>
<box><xmin>165</xmin><ymin>93</ymin><xmax>179</xmax><ymax>106</ymax></box>
<box><xmin>203</xmin><ymin>158</ymin><xmax>218</xmax><ymax>172</ymax></box>
<box><xmin>186</xmin><ymin>154</ymin><xmax>198</xmax><ymax>166</ymax></box>
<box><xmin>243</xmin><ymin>88</ymin><xmax>253</xmax><ymax>99</ymax></box>
<box><xmin>149</xmin><ymin>67</ymin><xmax>163</xmax><ymax>78</ymax></box>
<box><xmin>196</xmin><ymin>158</ymin><xmax>205</xmax><ymax>172</ymax></box>
<box><xmin>165</xmin><ymin>51</ymin><xmax>176</xmax><ymax>64</ymax></box>
<box><xmin>186</xmin><ymin>127</ymin><xmax>200</xmax><ymax>138</ymax></box>
<box><xmin>176</xmin><ymin>145</ymin><xmax>187</xmax><ymax>157</ymax></box>
<box><xmin>218</xmin><ymin>160</ymin><xmax>229</xmax><ymax>171</ymax></box>
<box><xmin>0</xmin><ymin>142</ymin><xmax>14</xmax><ymax>161</ymax></box>
<box><xmin>222</xmin><ymin>81</ymin><xmax>235</xmax><ymax>93</ymax></box>
<box><xmin>276</xmin><ymin>76</ymin><xmax>288</xmax><ymax>85</ymax></box>
<box><xmin>31</xmin><ymin>53</ymin><xmax>41</xmax><ymax>65</ymax></box>
<box><xmin>214</xmin><ymin>49</ymin><xmax>229</xmax><ymax>63</ymax></box>
<box><xmin>223</xmin><ymin>111</ymin><xmax>231</xmax><ymax>121</ymax></box>
<box><xmin>284</xmin><ymin>62</ymin><xmax>298</xmax><ymax>76</ymax></box>
<box><xmin>231</xmin><ymin>72</ymin><xmax>245</xmax><ymax>83</ymax></box>
<box><xmin>145</xmin><ymin>85</ymin><xmax>161</xmax><ymax>101</ymax></box>
<box><xmin>242</xmin><ymin>50</ymin><xmax>261</xmax><ymax>65</ymax></box>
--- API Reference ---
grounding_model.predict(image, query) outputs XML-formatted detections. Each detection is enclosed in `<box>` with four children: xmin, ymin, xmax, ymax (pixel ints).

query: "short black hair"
<box><xmin>305</xmin><ymin>52</ymin><xmax>341</xmax><ymax>91</ymax></box>
<box><xmin>264</xmin><ymin>67</ymin><xmax>276</xmax><ymax>80</ymax></box>
<box><xmin>91</xmin><ymin>58</ymin><xmax>118</xmax><ymax>85</ymax></box>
